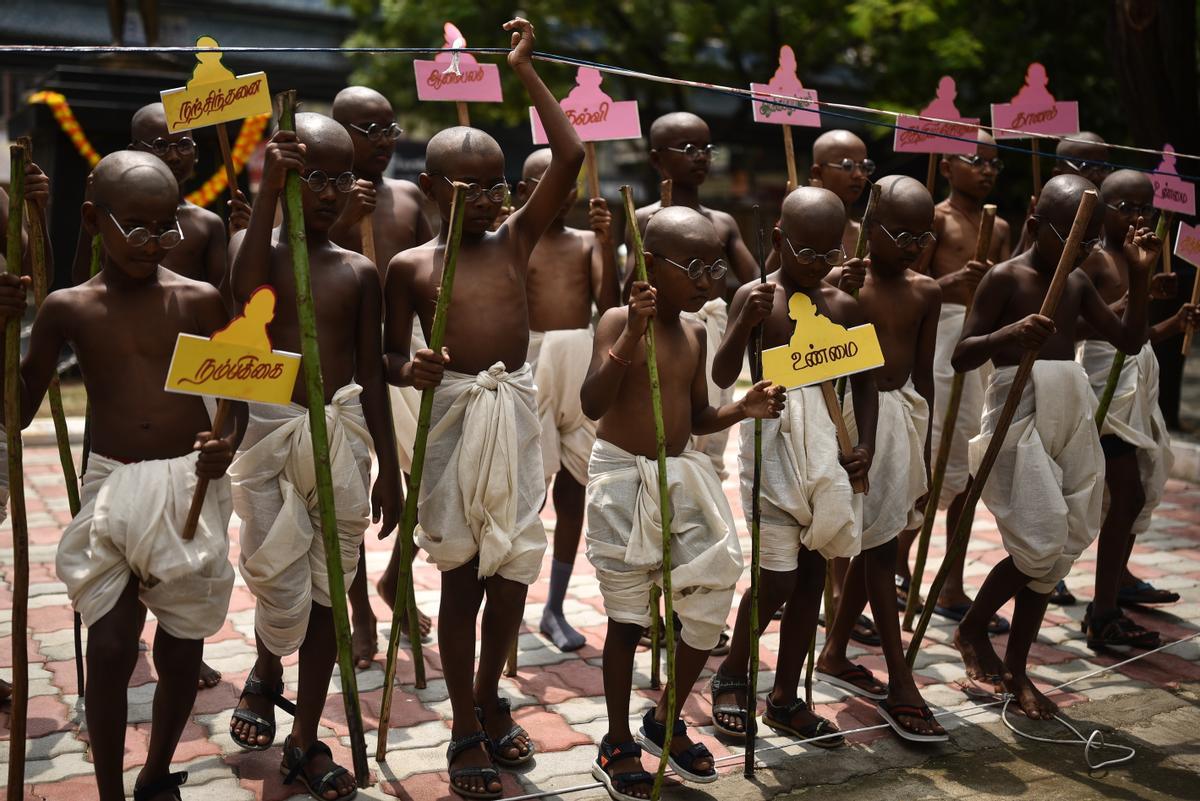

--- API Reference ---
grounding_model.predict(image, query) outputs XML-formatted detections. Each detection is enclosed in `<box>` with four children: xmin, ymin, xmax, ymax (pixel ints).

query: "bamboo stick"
<box><xmin>181</xmin><ymin>399</ymin><xmax>229</xmax><ymax>541</ymax></box>
<box><xmin>622</xmin><ymin>185</ymin><xmax>675</xmax><ymax>801</ymax></box>
<box><xmin>277</xmin><ymin>91</ymin><xmax>370</xmax><ymax>786</ymax></box>
<box><xmin>585</xmin><ymin>142</ymin><xmax>601</xmax><ymax>200</ymax></box>
<box><xmin>1030</xmin><ymin>140</ymin><xmax>1043</xmax><ymax>197</ymax></box>
<box><xmin>834</xmin><ymin>182</ymin><xmax>881</xmax><ymax>402</ymax></box>
<box><xmin>903</xmin><ymin>205</ymin><xmax>996</xmax><ymax>632</ymax></box>
<box><xmin>77</xmin><ymin>234</ymin><xmax>102</xmax><ymax>695</ymax></box>
<box><xmin>906</xmin><ymin>189</ymin><xmax>1099</xmax><ymax>664</ymax></box>
<box><xmin>456</xmin><ymin>101</ymin><xmax>470</xmax><ymax>127</ymax></box>
<box><xmin>659</xmin><ymin>179</ymin><xmax>672</xmax><ymax>208</ymax></box>
<box><xmin>782</xmin><ymin>126</ymin><xmax>798</xmax><ymax>192</ymax></box>
<box><xmin>215</xmin><ymin>123</ymin><xmax>240</xmax><ymax>207</ymax></box>
<box><xmin>648</xmin><ymin>177</ymin><xmax>672</xmax><ymax>689</ymax></box>
<box><xmin>360</xmin><ymin>216</ymin><xmax>377</xmax><ymax>268</ymax></box>
<box><xmin>744</xmin><ymin>206</ymin><xmax>767</xmax><ymax>778</ymax></box>
<box><xmin>925</xmin><ymin>154</ymin><xmax>938</xmax><ymax>194</ymax></box>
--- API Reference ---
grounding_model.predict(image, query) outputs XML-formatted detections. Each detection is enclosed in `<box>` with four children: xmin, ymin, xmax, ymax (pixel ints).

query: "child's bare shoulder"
<box><xmin>182</xmin><ymin>202</ymin><xmax>225</xmax><ymax>236</ymax></box>
<box><xmin>158</xmin><ymin>268</ymin><xmax>226</xmax><ymax>308</ymax></box>
<box><xmin>384</xmin><ymin>177</ymin><xmax>424</xmax><ymax>203</ymax></box>
<box><xmin>819</xmin><ymin>283</ymin><xmax>864</xmax><ymax>326</ymax></box>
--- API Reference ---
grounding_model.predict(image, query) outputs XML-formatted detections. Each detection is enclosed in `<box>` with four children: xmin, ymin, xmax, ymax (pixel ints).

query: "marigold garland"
<box><xmin>27</xmin><ymin>90</ymin><xmax>269</xmax><ymax>209</ymax></box>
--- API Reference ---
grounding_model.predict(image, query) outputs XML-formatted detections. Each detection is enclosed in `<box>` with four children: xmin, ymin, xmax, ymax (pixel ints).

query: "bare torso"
<box><xmin>369</xmin><ymin>178</ymin><xmax>428</xmax><ymax>279</ymax></box>
<box><xmin>849</xmin><ymin>270</ymin><xmax>940</xmax><ymax>391</ymax></box>
<box><xmin>527</xmin><ymin>225</ymin><xmax>596</xmax><ymax>331</ymax></box>
<box><xmin>928</xmin><ymin>199</ymin><xmax>1012</xmax><ymax>306</ymax></box>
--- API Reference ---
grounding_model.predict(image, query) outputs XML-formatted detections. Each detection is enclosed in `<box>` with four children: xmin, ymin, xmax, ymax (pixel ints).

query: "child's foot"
<box><xmin>446</xmin><ymin>729</ymin><xmax>502</xmax><ymax>799</ymax></box>
<box><xmin>540</xmin><ymin>607</ymin><xmax>586</xmax><ymax>652</ymax></box>
<box><xmin>132</xmin><ymin>770</ymin><xmax>187</xmax><ymax>801</ymax></box>
<box><xmin>1003</xmin><ymin>672</ymin><xmax>1057</xmax><ymax>720</ymax></box>
<box><xmin>635</xmin><ymin>708</ymin><xmax>716</xmax><ymax>783</ymax></box>
<box><xmin>280</xmin><ymin>735</ymin><xmax>357</xmax><ymax>800</ymax></box>
<box><xmin>762</xmin><ymin>695</ymin><xmax>844</xmax><ymax>748</ymax></box>
<box><xmin>230</xmin><ymin>671</ymin><xmax>294</xmax><ymax>751</ymax></box>
<box><xmin>351</xmin><ymin>607</ymin><xmax>377</xmax><ymax>670</ymax></box>
<box><xmin>814</xmin><ymin>655</ymin><xmax>888</xmax><ymax>700</ymax></box>
<box><xmin>375</xmin><ymin>574</ymin><xmax>434</xmax><ymax>639</ymax></box>
<box><xmin>876</xmin><ymin>683</ymin><xmax>947</xmax><ymax>742</ymax></box>
<box><xmin>0</xmin><ymin>678</ymin><xmax>11</xmax><ymax>704</ymax></box>
<box><xmin>197</xmin><ymin>660</ymin><xmax>221</xmax><ymax>690</ymax></box>
<box><xmin>478</xmin><ymin>696</ymin><xmax>534</xmax><ymax>766</ymax></box>
<box><xmin>953</xmin><ymin>625</ymin><xmax>1009</xmax><ymax>694</ymax></box>
<box><xmin>709</xmin><ymin>671</ymin><xmax>748</xmax><ymax>737</ymax></box>
<box><xmin>592</xmin><ymin>738</ymin><xmax>653</xmax><ymax>801</ymax></box>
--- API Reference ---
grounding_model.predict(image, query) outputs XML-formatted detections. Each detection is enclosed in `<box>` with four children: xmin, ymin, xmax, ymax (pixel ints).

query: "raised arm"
<box><xmin>0</xmin><ymin>280</ymin><xmax>66</xmax><ymax>428</ymax></box>
<box><xmin>951</xmin><ymin>268</ymin><xmax>1033</xmax><ymax>372</ymax></box>
<box><xmin>588</xmin><ymin>199</ymin><xmax>620</xmax><ymax>314</ymax></box>
<box><xmin>230</xmin><ymin>130</ymin><xmax>305</xmax><ymax>304</ymax></box>
<box><xmin>1079</xmin><ymin>221</ymin><xmax>1156</xmax><ymax>355</ymax></box>
<box><xmin>723</xmin><ymin>214</ymin><xmax>759</xmax><ymax>285</ymax></box>
<box><xmin>714</xmin><ymin>280</ymin><xmax>772</xmax><ymax>388</ymax></box>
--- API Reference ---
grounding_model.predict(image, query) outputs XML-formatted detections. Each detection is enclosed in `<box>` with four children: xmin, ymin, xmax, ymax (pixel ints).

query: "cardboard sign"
<box><xmin>990</xmin><ymin>62</ymin><xmax>1079</xmax><ymax>139</ymax></box>
<box><xmin>1174</xmin><ymin>221</ymin><xmax>1200</xmax><ymax>268</ymax></box>
<box><xmin>529</xmin><ymin>67</ymin><xmax>641</xmax><ymax>144</ymax></box>
<box><xmin>413</xmin><ymin>22</ymin><xmax>504</xmax><ymax>103</ymax></box>
<box><xmin>160</xmin><ymin>36</ymin><xmax>272</xmax><ymax>133</ymax></box>
<box><xmin>762</xmin><ymin>293</ymin><xmax>884</xmax><ymax>389</ymax></box>
<box><xmin>166</xmin><ymin>286</ymin><xmax>300</xmax><ymax>405</ymax></box>
<box><xmin>894</xmin><ymin>76</ymin><xmax>980</xmax><ymax>155</ymax></box>
<box><xmin>1152</xmin><ymin>144</ymin><xmax>1196</xmax><ymax>215</ymax></box>
<box><xmin>750</xmin><ymin>46</ymin><xmax>820</xmax><ymax>127</ymax></box>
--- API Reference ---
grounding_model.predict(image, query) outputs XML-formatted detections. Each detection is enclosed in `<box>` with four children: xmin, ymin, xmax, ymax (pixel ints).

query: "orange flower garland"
<box><xmin>27</xmin><ymin>90</ymin><xmax>268</xmax><ymax>208</ymax></box>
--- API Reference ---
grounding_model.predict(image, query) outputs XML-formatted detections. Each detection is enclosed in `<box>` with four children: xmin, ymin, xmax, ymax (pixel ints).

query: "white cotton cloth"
<box><xmin>1078</xmin><ymin>340</ymin><xmax>1173</xmax><ymax>537</ymax></box>
<box><xmin>585</xmin><ymin>438</ymin><xmax>743</xmax><ymax>651</ymax></box>
<box><xmin>231</xmin><ymin>384</ymin><xmax>373</xmax><ymax>656</ymax></box>
<box><xmin>534</xmin><ymin>328</ymin><xmax>596</xmax><ymax>486</ymax></box>
<box><xmin>683</xmin><ymin>299</ymin><xmax>734</xmax><ymax>480</ymax></box>
<box><xmin>392</xmin><ymin>319</ymin><xmax>428</xmax><ymax>474</ymax></box>
<box><xmin>57</xmin><ymin>452</ymin><xmax>234</xmax><ymax>640</ymax></box>
<box><xmin>527</xmin><ymin>331</ymin><xmax>545</xmax><ymax>374</ymax></box>
<box><xmin>969</xmin><ymin>361</ymin><xmax>1103</xmax><ymax>594</ymax></box>
<box><xmin>416</xmin><ymin>362</ymin><xmax>546</xmax><ymax>584</ymax></box>
<box><xmin>931</xmin><ymin>302</ymin><xmax>986</xmax><ymax>507</ymax></box>
<box><xmin>843</xmin><ymin>382</ymin><xmax>929</xmax><ymax>550</ymax></box>
<box><xmin>741</xmin><ymin>385</ymin><xmax>861</xmax><ymax>570</ymax></box>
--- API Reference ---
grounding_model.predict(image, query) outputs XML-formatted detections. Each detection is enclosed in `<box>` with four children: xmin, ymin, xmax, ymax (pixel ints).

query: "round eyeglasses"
<box><xmin>348</xmin><ymin>122</ymin><xmax>404</xmax><ymax>143</ymax></box>
<box><xmin>134</xmin><ymin>137</ymin><xmax>195</xmax><ymax>158</ymax></box>
<box><xmin>105</xmin><ymin>210</ymin><xmax>184</xmax><ymax>249</ymax></box>
<box><xmin>655</xmin><ymin>254</ymin><xmax>728</xmax><ymax>281</ymax></box>
<box><xmin>302</xmin><ymin>170</ymin><xmax>357</xmax><ymax>194</ymax></box>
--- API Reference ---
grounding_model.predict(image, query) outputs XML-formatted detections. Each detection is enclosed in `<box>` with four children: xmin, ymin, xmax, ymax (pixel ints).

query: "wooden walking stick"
<box><xmin>181</xmin><ymin>399</ymin><xmax>231</xmax><ymax>540</ymax></box>
<box><xmin>75</xmin><ymin>233</ymin><xmax>103</xmax><ymax>696</ymax></box>
<box><xmin>834</xmin><ymin>182</ymin><xmax>882</xmax><ymax>402</ymax></box>
<box><xmin>5</xmin><ymin>140</ymin><xmax>31</xmax><ymax>801</ymax></box>
<box><xmin>903</xmin><ymin>204</ymin><xmax>996</xmax><ymax>632</ymax></box>
<box><xmin>456</xmin><ymin>101</ymin><xmax>471</xmax><ymax>127</ymax></box>
<box><xmin>906</xmin><ymin>189</ymin><xmax>1099</xmax><ymax>664</ymax></box>
<box><xmin>622</xmin><ymin>185</ymin><xmax>676</xmax><ymax>801</ymax></box>
<box><xmin>360</xmin><ymin>216</ymin><xmax>377</xmax><ymax>268</ymax></box>
<box><xmin>377</xmin><ymin>181</ymin><xmax>468</xmax><ymax>759</ymax></box>
<box><xmin>925</xmin><ymin>153</ymin><xmax>939</xmax><ymax>194</ymax></box>
<box><xmin>1030</xmin><ymin>139</ymin><xmax>1043</xmax><ymax>197</ymax></box>
<box><xmin>744</xmin><ymin>206</ymin><xmax>767</xmax><ymax>778</ymax></box>
<box><xmin>216</xmin><ymin>123</ymin><xmax>240</xmax><ymax>207</ymax></box>
<box><xmin>782</xmin><ymin>126</ymin><xmax>799</xmax><ymax>192</ymax></box>
<box><xmin>647</xmin><ymin>176</ymin><xmax>672</xmax><ymax>690</ymax></box>
<box><xmin>276</xmin><ymin>90</ymin><xmax>370</xmax><ymax>786</ymax></box>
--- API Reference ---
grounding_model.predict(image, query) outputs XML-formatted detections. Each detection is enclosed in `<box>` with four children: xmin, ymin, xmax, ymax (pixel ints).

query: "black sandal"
<box><xmin>280</xmin><ymin>735</ymin><xmax>356</xmax><ymax>800</ymax></box>
<box><xmin>762</xmin><ymin>697</ymin><xmax>845</xmax><ymax>748</ymax></box>
<box><xmin>230</xmin><ymin>672</ymin><xmax>296</xmax><ymax>751</ymax></box>
<box><xmin>446</xmin><ymin>730</ymin><xmax>502</xmax><ymax>800</ymax></box>
<box><xmin>635</xmin><ymin>707</ymin><xmax>717</xmax><ymax>783</ymax></box>
<box><xmin>708</xmin><ymin>672</ymin><xmax>749</xmax><ymax>739</ymax></box>
<box><xmin>1085</xmin><ymin>607</ymin><xmax>1161</xmax><ymax>651</ymax></box>
<box><xmin>1049</xmin><ymin>580</ymin><xmax>1076</xmax><ymax>606</ymax></box>
<box><xmin>591</xmin><ymin>737</ymin><xmax>654</xmax><ymax>801</ymax></box>
<box><xmin>479</xmin><ymin>697</ymin><xmax>535</xmax><ymax>767</ymax></box>
<box><xmin>132</xmin><ymin>771</ymin><xmax>186</xmax><ymax>801</ymax></box>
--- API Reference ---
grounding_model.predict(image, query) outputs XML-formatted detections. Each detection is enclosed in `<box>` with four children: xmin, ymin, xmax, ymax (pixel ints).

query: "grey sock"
<box><xmin>540</xmin><ymin>559</ymin><xmax>586</xmax><ymax>651</ymax></box>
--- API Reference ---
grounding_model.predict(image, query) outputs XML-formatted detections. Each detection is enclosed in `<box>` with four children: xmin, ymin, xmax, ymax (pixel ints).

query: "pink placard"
<box><xmin>413</xmin><ymin>22</ymin><xmax>503</xmax><ymax>103</ymax></box>
<box><xmin>750</xmin><ymin>46</ymin><xmax>820</xmax><ymax>127</ymax></box>
<box><xmin>529</xmin><ymin>67</ymin><xmax>641</xmax><ymax>144</ymax></box>
<box><xmin>1174</xmin><ymin>221</ymin><xmax>1200</xmax><ymax>268</ymax></box>
<box><xmin>894</xmin><ymin>76</ymin><xmax>980</xmax><ymax>155</ymax></box>
<box><xmin>990</xmin><ymin>63</ymin><xmax>1079</xmax><ymax>139</ymax></box>
<box><xmin>1152</xmin><ymin>144</ymin><xmax>1195</xmax><ymax>215</ymax></box>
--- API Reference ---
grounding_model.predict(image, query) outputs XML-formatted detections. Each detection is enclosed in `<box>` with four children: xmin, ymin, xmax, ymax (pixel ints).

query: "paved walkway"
<box><xmin>1</xmin><ymin>440</ymin><xmax>1198</xmax><ymax>800</ymax></box>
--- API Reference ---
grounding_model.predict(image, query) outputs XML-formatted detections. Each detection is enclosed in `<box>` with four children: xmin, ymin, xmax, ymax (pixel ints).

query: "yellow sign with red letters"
<box><xmin>762</xmin><ymin>292</ymin><xmax>884</xmax><ymax>388</ymax></box>
<box><xmin>160</xmin><ymin>36</ymin><xmax>272</xmax><ymax>133</ymax></box>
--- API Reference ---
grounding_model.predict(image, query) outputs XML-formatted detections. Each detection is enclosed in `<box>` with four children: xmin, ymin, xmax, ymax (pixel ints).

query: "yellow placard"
<box><xmin>160</xmin><ymin>36</ymin><xmax>272</xmax><ymax>133</ymax></box>
<box><xmin>165</xmin><ymin>286</ymin><xmax>300</xmax><ymax>405</ymax></box>
<box><xmin>762</xmin><ymin>292</ymin><xmax>885</xmax><ymax>388</ymax></box>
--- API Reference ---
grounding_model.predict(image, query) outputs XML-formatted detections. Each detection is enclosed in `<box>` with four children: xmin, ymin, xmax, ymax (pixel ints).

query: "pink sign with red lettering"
<box><xmin>1152</xmin><ymin>144</ymin><xmax>1195</xmax><ymax>215</ymax></box>
<box><xmin>1174</xmin><ymin>221</ymin><xmax>1200</xmax><ymax>268</ymax></box>
<box><xmin>529</xmin><ymin>67</ymin><xmax>641</xmax><ymax>144</ymax></box>
<box><xmin>750</xmin><ymin>46</ymin><xmax>820</xmax><ymax>127</ymax></box>
<box><xmin>990</xmin><ymin>63</ymin><xmax>1079</xmax><ymax>138</ymax></box>
<box><xmin>413</xmin><ymin>22</ymin><xmax>503</xmax><ymax>103</ymax></box>
<box><xmin>894</xmin><ymin>76</ymin><xmax>980</xmax><ymax>155</ymax></box>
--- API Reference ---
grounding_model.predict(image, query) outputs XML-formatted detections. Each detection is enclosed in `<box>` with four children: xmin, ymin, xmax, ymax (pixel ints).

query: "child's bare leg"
<box><xmin>349</xmin><ymin>543</ymin><xmax>377</xmax><ymax>669</ymax></box>
<box><xmin>85</xmin><ymin>576</ymin><xmax>142</xmax><ymax>801</ymax></box>
<box><xmin>652</xmin><ymin>639</ymin><xmax>714</xmax><ymax>772</ymax></box>
<box><xmin>769</xmin><ymin>548</ymin><xmax>827</xmax><ymax>730</ymax></box>
<box><xmin>937</xmin><ymin>489</ymin><xmax>973</xmax><ymax>607</ymax></box>
<box><xmin>601</xmin><ymin>620</ymin><xmax>652</xmax><ymax>799</ymax></box>
<box><xmin>136</xmin><ymin>626</ymin><xmax>204</xmax><ymax>795</ymax></box>
<box><xmin>541</xmin><ymin>469</ymin><xmax>587</xmax><ymax>651</ymax></box>
<box><xmin>230</xmin><ymin>637</ymin><xmax>285</xmax><ymax>747</ymax></box>
<box><xmin>818</xmin><ymin>554</ymin><xmax>866</xmax><ymax>669</ymax></box>
<box><xmin>376</xmin><ymin>532</ymin><xmax>433</xmax><ymax>638</ymax></box>
<box><xmin>290</xmin><ymin>602</ymin><xmax>356</xmax><ymax>798</ymax></box>
<box><xmin>1094</xmin><ymin>451</ymin><xmax>1144</xmax><ymax>616</ymax></box>
<box><xmin>954</xmin><ymin>557</ymin><xmax>1022</xmax><ymax>691</ymax></box>
<box><xmin>829</xmin><ymin>556</ymin><xmax>849</xmax><ymax>606</ymax></box>
<box><xmin>895</xmin><ymin>529</ymin><xmax>918</xmax><ymax>585</ymax></box>
<box><xmin>137</xmin><ymin>600</ymin><xmax>220</xmax><ymax>689</ymax></box>
<box><xmin>476</xmin><ymin>573</ymin><xmax>532</xmax><ymax>760</ymax></box>
<box><xmin>1003</xmin><ymin>587</ymin><xmax>1056</xmax><ymax>719</ymax></box>
<box><xmin>440</xmin><ymin>561</ymin><xmax>498</xmax><ymax>796</ymax></box>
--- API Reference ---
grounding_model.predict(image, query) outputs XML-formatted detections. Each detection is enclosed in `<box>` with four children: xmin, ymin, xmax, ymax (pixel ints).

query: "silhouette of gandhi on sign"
<box><xmin>210</xmin><ymin>285</ymin><xmax>276</xmax><ymax>350</ymax></box>
<box><xmin>1012</xmin><ymin>63</ymin><xmax>1055</xmax><ymax>107</ymax></box>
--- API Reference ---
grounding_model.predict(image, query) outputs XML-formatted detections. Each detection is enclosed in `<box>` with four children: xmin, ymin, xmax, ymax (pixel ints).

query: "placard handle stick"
<box><xmin>907</xmin><ymin>189</ymin><xmax>1097</xmax><ymax>664</ymax></box>
<box><xmin>361</xmin><ymin>217</ymin><xmax>377</xmax><ymax>268</ymax></box>
<box><xmin>820</xmin><ymin>381</ymin><xmax>867</xmax><ymax>494</ymax></box>
<box><xmin>925</xmin><ymin>154</ymin><xmax>938</xmax><ymax>194</ymax></box>
<box><xmin>456</xmin><ymin>101</ymin><xmax>470</xmax><ymax>127</ymax></box>
<box><xmin>903</xmin><ymin>204</ymin><xmax>995</xmax><ymax>631</ymax></box>
<box><xmin>377</xmin><ymin>182</ymin><xmax>468</xmax><ymax>758</ymax></box>
<box><xmin>215</xmin><ymin>123</ymin><xmax>240</xmax><ymax>204</ymax></box>
<box><xmin>180</xmin><ymin>399</ymin><xmax>230</xmax><ymax>541</ymax></box>
<box><xmin>585</xmin><ymin>142</ymin><xmax>601</xmax><ymax>199</ymax></box>
<box><xmin>277</xmin><ymin>90</ymin><xmax>369</xmax><ymax>786</ymax></box>
<box><xmin>660</xmin><ymin>179</ymin><xmax>672</xmax><ymax>208</ymax></box>
<box><xmin>782</xmin><ymin>125</ymin><xmax>798</xmax><ymax>192</ymax></box>
<box><xmin>744</xmin><ymin>206</ymin><xmax>767</xmax><ymax>778</ymax></box>
<box><xmin>1030</xmin><ymin>139</ymin><xmax>1043</xmax><ymax>197</ymax></box>
<box><xmin>622</xmin><ymin>185</ymin><xmax>676</xmax><ymax>801</ymax></box>
<box><xmin>1181</xmin><ymin>216</ymin><xmax>1200</xmax><ymax>355</ymax></box>
<box><xmin>648</xmin><ymin>176</ymin><xmax>672</xmax><ymax>692</ymax></box>
<box><xmin>5</xmin><ymin>140</ymin><xmax>31</xmax><ymax>801</ymax></box>
<box><xmin>834</xmin><ymin>182</ymin><xmax>882</xmax><ymax>401</ymax></box>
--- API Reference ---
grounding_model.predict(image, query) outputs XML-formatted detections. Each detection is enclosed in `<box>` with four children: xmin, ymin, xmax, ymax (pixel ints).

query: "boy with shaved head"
<box><xmin>518</xmin><ymin>146</ymin><xmax>620</xmax><ymax>652</ymax></box>
<box><xmin>810</xmin><ymin>129</ymin><xmax>874</xmax><ymax>255</ymax></box>
<box><xmin>952</xmin><ymin>174</ymin><xmax>1153</xmax><ymax>719</ymax></box>
<box><xmin>1076</xmin><ymin>169</ymin><xmax>1198</xmax><ymax>648</ymax></box>
<box><xmin>710</xmin><ymin>186</ymin><xmax>874</xmax><ymax>747</ymax></box>
<box><xmin>1052</xmin><ymin>131</ymin><xmax>1112</xmax><ymax>188</ymax></box>
<box><xmin>1</xmin><ymin>149</ymin><xmax>244</xmax><ymax>801</ymax></box>
<box><xmin>384</xmin><ymin>20</ymin><xmax>583</xmax><ymax>798</ymax></box>
<box><xmin>227</xmin><ymin>111</ymin><xmax>401</xmax><ymax>798</ymax></box>
<box><xmin>582</xmin><ymin>206</ymin><xmax>781</xmax><ymax>800</ymax></box>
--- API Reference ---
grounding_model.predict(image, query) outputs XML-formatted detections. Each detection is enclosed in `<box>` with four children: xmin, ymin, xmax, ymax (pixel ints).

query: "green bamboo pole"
<box><xmin>903</xmin><ymin>205</ymin><xmax>997</xmax><ymax>635</ymax></box>
<box><xmin>621</xmin><ymin>186</ymin><xmax>675</xmax><ymax>801</ymax></box>
<box><xmin>834</xmin><ymin>182</ymin><xmax>881</xmax><ymax>402</ymax></box>
<box><xmin>276</xmin><ymin>91</ymin><xmax>369</xmax><ymax>787</ymax></box>
<box><xmin>376</xmin><ymin>181</ymin><xmax>467</xmax><ymax>759</ymax></box>
<box><xmin>5</xmin><ymin>139</ymin><xmax>31</xmax><ymax>801</ymax></box>
<box><xmin>744</xmin><ymin>206</ymin><xmax>767</xmax><ymax>778</ymax></box>
<box><xmin>907</xmin><ymin>189</ymin><xmax>1098</xmax><ymax>664</ymax></box>
<box><xmin>76</xmin><ymin>234</ymin><xmax>101</xmax><ymax>695</ymax></box>
<box><xmin>647</xmin><ymin>178</ymin><xmax>672</xmax><ymax>687</ymax></box>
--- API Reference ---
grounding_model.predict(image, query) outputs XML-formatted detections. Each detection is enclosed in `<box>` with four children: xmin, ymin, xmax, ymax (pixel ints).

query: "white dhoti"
<box><xmin>969</xmin><ymin>361</ymin><xmax>1103</xmax><ymax>594</ymax></box>
<box><xmin>534</xmin><ymin>328</ymin><xmax>596</xmax><ymax>486</ymax></box>
<box><xmin>527</xmin><ymin>331</ymin><xmax>545</xmax><ymax>374</ymax></box>
<box><xmin>57</xmin><ymin>452</ymin><xmax>234</xmax><ymax>640</ymax></box>
<box><xmin>741</xmin><ymin>385</ymin><xmax>861</xmax><ymax>569</ymax></box>
<box><xmin>585</xmin><ymin>439</ymin><xmax>743</xmax><ymax>650</ymax></box>
<box><xmin>931</xmin><ymin>303</ymin><xmax>986</xmax><ymax>507</ymax></box>
<box><xmin>844</xmin><ymin>383</ymin><xmax>929</xmax><ymax>550</ymax></box>
<box><xmin>391</xmin><ymin>320</ymin><xmax>427</xmax><ymax>474</ymax></box>
<box><xmin>684</xmin><ymin>299</ymin><xmax>734</xmax><ymax>480</ymax></box>
<box><xmin>416</xmin><ymin>363</ymin><xmax>546</xmax><ymax>584</ymax></box>
<box><xmin>1078</xmin><ymin>340</ymin><xmax>1173</xmax><ymax>536</ymax></box>
<box><xmin>232</xmin><ymin>385</ymin><xmax>373</xmax><ymax>656</ymax></box>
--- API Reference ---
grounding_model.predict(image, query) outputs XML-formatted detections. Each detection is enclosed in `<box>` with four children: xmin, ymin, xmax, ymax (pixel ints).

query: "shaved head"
<box><xmin>643</xmin><ymin>206</ymin><xmax>720</xmax><ymax>254</ymax></box>
<box><xmin>649</xmin><ymin>112</ymin><xmax>709</xmax><ymax>149</ymax></box>
<box><xmin>331</xmin><ymin>85</ymin><xmax>392</xmax><ymax>122</ymax></box>
<box><xmin>294</xmin><ymin>111</ymin><xmax>354</xmax><ymax>168</ymax></box>
<box><xmin>522</xmin><ymin>147</ymin><xmax>552</xmax><ymax>180</ymax></box>
<box><xmin>130</xmin><ymin>102</ymin><xmax>168</xmax><ymax>140</ymax></box>
<box><xmin>781</xmin><ymin>186</ymin><xmax>846</xmax><ymax>234</ymax></box>
<box><xmin>1036</xmin><ymin>174</ymin><xmax>1094</xmax><ymax>216</ymax></box>
<box><xmin>876</xmin><ymin>174</ymin><xmax>934</xmax><ymax>220</ymax></box>
<box><xmin>1100</xmin><ymin>168</ymin><xmax>1152</xmax><ymax>203</ymax></box>
<box><xmin>425</xmin><ymin>126</ymin><xmax>503</xmax><ymax>175</ymax></box>
<box><xmin>1055</xmin><ymin>131</ymin><xmax>1106</xmax><ymax>159</ymax></box>
<box><xmin>812</xmin><ymin>129</ymin><xmax>865</xmax><ymax>163</ymax></box>
<box><xmin>91</xmin><ymin>150</ymin><xmax>177</xmax><ymax>209</ymax></box>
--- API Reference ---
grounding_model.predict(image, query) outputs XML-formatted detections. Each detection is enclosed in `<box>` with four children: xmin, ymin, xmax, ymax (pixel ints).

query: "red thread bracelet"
<box><xmin>608</xmin><ymin>348</ymin><xmax>632</xmax><ymax>367</ymax></box>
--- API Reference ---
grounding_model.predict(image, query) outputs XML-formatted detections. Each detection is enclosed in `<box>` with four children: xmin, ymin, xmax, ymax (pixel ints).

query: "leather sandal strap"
<box><xmin>133</xmin><ymin>771</ymin><xmax>187</xmax><ymax>801</ymax></box>
<box><xmin>447</xmin><ymin>730</ymin><xmax>492</xmax><ymax>764</ymax></box>
<box><xmin>282</xmin><ymin>739</ymin><xmax>334</xmax><ymax>785</ymax></box>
